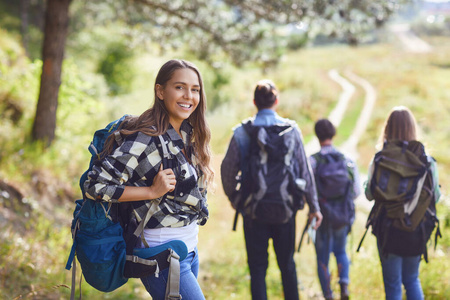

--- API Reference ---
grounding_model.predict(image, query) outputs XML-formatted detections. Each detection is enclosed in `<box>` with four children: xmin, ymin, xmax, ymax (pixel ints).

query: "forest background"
<box><xmin>0</xmin><ymin>0</ymin><xmax>449</xmax><ymax>299</ymax></box>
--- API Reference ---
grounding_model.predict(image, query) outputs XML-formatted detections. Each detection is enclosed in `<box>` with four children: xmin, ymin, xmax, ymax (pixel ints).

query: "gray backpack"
<box><xmin>239</xmin><ymin>120</ymin><xmax>304</xmax><ymax>224</ymax></box>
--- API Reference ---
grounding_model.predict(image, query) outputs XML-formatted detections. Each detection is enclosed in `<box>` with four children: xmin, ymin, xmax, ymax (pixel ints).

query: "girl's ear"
<box><xmin>155</xmin><ymin>84</ymin><xmax>164</xmax><ymax>100</ymax></box>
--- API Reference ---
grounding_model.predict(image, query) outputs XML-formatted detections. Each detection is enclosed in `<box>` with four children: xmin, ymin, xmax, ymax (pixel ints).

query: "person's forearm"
<box><xmin>119</xmin><ymin>186</ymin><xmax>159</xmax><ymax>202</ymax></box>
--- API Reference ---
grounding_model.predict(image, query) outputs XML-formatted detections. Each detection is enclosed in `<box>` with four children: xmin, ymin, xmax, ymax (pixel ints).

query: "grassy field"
<box><xmin>199</xmin><ymin>37</ymin><xmax>450</xmax><ymax>299</ymax></box>
<box><xmin>1</xmin><ymin>26</ymin><xmax>450</xmax><ymax>299</ymax></box>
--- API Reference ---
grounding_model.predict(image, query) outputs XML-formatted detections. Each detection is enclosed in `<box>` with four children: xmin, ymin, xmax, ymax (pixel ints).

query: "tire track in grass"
<box><xmin>306</xmin><ymin>69</ymin><xmax>377</xmax><ymax>213</ymax></box>
<box><xmin>304</xmin><ymin>69</ymin><xmax>355</xmax><ymax>156</ymax></box>
<box><xmin>340</xmin><ymin>70</ymin><xmax>377</xmax><ymax>214</ymax></box>
<box><xmin>339</xmin><ymin>70</ymin><xmax>377</xmax><ymax>161</ymax></box>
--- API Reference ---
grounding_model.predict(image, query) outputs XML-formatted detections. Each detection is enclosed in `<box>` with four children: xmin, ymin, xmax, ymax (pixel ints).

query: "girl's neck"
<box><xmin>169</xmin><ymin>121</ymin><xmax>182</xmax><ymax>137</ymax></box>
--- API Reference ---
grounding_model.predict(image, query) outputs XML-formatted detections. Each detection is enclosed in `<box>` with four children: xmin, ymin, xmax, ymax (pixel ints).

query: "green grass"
<box><xmin>334</xmin><ymin>93</ymin><xmax>366</xmax><ymax>146</ymax></box>
<box><xmin>1</xmin><ymin>22</ymin><xmax>450</xmax><ymax>299</ymax></box>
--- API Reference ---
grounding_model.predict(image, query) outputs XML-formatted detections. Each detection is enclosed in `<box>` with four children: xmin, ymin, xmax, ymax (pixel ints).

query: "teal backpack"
<box><xmin>65</xmin><ymin>115</ymin><xmax>188</xmax><ymax>299</ymax></box>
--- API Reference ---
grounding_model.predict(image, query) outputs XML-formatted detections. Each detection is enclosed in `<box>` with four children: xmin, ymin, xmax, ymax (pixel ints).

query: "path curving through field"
<box><xmin>304</xmin><ymin>69</ymin><xmax>377</xmax><ymax>213</ymax></box>
<box><xmin>339</xmin><ymin>70</ymin><xmax>377</xmax><ymax>160</ymax></box>
<box><xmin>389</xmin><ymin>23</ymin><xmax>433</xmax><ymax>54</ymax></box>
<box><xmin>305</xmin><ymin>69</ymin><xmax>377</xmax><ymax>162</ymax></box>
<box><xmin>304</xmin><ymin>69</ymin><xmax>355</xmax><ymax>156</ymax></box>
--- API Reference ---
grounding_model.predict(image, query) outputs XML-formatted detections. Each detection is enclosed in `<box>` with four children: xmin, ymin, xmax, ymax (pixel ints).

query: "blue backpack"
<box><xmin>65</xmin><ymin>115</ymin><xmax>188</xmax><ymax>299</ymax></box>
<box><xmin>312</xmin><ymin>151</ymin><xmax>355</xmax><ymax>229</ymax></box>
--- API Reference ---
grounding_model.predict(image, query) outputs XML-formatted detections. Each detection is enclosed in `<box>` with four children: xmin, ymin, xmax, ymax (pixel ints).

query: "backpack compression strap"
<box><xmin>165</xmin><ymin>249</ymin><xmax>182</xmax><ymax>300</ymax></box>
<box><xmin>130</xmin><ymin>134</ymin><xmax>182</xmax><ymax>300</ymax></box>
<box><xmin>297</xmin><ymin>218</ymin><xmax>310</xmax><ymax>252</ymax></box>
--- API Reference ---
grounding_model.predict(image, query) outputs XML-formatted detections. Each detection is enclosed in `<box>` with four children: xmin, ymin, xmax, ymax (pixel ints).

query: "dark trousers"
<box><xmin>243</xmin><ymin>216</ymin><xmax>299</xmax><ymax>300</ymax></box>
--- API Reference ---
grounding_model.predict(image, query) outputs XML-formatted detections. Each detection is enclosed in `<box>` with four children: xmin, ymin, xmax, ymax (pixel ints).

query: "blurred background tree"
<box><xmin>13</xmin><ymin>0</ymin><xmax>407</xmax><ymax>146</ymax></box>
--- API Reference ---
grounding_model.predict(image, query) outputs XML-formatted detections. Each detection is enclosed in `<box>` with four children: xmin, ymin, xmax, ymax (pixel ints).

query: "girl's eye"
<box><xmin>176</xmin><ymin>86</ymin><xmax>184</xmax><ymax>90</ymax></box>
<box><xmin>192</xmin><ymin>88</ymin><xmax>200</xmax><ymax>93</ymax></box>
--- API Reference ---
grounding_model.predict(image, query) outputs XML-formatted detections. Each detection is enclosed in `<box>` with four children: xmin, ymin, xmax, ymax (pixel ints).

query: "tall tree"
<box><xmin>31</xmin><ymin>0</ymin><xmax>72</xmax><ymax>146</ymax></box>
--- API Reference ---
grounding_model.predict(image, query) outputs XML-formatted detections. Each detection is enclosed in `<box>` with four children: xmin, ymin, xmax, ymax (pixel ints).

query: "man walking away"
<box><xmin>221</xmin><ymin>80</ymin><xmax>322</xmax><ymax>300</ymax></box>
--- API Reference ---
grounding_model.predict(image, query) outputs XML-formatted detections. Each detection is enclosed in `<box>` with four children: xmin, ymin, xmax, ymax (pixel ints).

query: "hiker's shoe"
<box><xmin>324</xmin><ymin>293</ymin><xmax>334</xmax><ymax>300</ymax></box>
<box><xmin>340</xmin><ymin>283</ymin><xmax>349</xmax><ymax>300</ymax></box>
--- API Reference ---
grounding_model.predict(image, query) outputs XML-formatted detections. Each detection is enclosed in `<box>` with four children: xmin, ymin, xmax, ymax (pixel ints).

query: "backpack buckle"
<box><xmin>167</xmin><ymin>249</ymin><xmax>180</xmax><ymax>262</ymax></box>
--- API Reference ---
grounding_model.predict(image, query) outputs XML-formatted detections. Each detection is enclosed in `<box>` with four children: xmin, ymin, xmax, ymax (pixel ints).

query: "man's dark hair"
<box><xmin>254</xmin><ymin>80</ymin><xmax>278</xmax><ymax>110</ymax></box>
<box><xmin>314</xmin><ymin>119</ymin><xmax>336</xmax><ymax>142</ymax></box>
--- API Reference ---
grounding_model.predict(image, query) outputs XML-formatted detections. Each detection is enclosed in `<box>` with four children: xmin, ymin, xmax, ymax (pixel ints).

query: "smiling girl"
<box><xmin>84</xmin><ymin>59</ymin><xmax>213</xmax><ymax>299</ymax></box>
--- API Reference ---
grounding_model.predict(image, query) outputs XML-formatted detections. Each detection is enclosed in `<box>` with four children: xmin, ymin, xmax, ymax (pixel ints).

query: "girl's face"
<box><xmin>156</xmin><ymin>68</ymin><xmax>200</xmax><ymax>131</ymax></box>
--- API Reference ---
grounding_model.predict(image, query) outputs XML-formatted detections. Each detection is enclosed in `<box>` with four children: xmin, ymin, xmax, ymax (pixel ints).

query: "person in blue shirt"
<box><xmin>309</xmin><ymin>119</ymin><xmax>361</xmax><ymax>300</ymax></box>
<box><xmin>221</xmin><ymin>79</ymin><xmax>322</xmax><ymax>300</ymax></box>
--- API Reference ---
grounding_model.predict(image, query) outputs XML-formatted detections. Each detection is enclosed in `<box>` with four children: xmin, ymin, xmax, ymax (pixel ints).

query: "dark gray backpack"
<box><xmin>239</xmin><ymin>120</ymin><xmax>304</xmax><ymax>224</ymax></box>
<box><xmin>312</xmin><ymin>152</ymin><xmax>355</xmax><ymax>229</ymax></box>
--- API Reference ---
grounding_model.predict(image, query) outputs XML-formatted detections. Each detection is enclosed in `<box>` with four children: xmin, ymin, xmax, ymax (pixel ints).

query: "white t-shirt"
<box><xmin>143</xmin><ymin>221</ymin><xmax>199</xmax><ymax>252</ymax></box>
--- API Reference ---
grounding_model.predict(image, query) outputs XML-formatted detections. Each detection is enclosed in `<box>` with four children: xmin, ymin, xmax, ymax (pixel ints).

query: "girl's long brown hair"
<box><xmin>377</xmin><ymin>106</ymin><xmax>420</xmax><ymax>150</ymax></box>
<box><xmin>382</xmin><ymin>106</ymin><xmax>418</xmax><ymax>142</ymax></box>
<box><xmin>101</xmin><ymin>59</ymin><xmax>213</xmax><ymax>186</ymax></box>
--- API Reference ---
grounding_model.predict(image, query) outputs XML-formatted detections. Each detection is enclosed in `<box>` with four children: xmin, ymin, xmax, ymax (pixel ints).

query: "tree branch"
<box><xmin>130</xmin><ymin>0</ymin><xmax>229</xmax><ymax>47</ymax></box>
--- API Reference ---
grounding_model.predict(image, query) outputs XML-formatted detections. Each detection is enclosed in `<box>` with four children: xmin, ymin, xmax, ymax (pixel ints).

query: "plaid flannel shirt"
<box><xmin>84</xmin><ymin>120</ymin><xmax>208</xmax><ymax>228</ymax></box>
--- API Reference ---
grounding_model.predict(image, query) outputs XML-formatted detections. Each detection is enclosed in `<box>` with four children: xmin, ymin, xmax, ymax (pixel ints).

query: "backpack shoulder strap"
<box><xmin>133</xmin><ymin>133</ymin><xmax>175</xmax><ymax>246</ymax></box>
<box><xmin>312</xmin><ymin>152</ymin><xmax>324</xmax><ymax>163</ymax></box>
<box><xmin>241</xmin><ymin>118</ymin><xmax>255</xmax><ymax>136</ymax></box>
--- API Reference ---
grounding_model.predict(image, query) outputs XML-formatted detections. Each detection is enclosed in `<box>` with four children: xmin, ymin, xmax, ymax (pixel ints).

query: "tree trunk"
<box><xmin>31</xmin><ymin>0</ymin><xmax>72</xmax><ymax>146</ymax></box>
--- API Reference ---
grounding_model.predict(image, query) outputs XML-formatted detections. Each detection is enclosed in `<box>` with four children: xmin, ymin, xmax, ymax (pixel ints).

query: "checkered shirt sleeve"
<box><xmin>84</xmin><ymin>131</ymin><xmax>160</xmax><ymax>202</ymax></box>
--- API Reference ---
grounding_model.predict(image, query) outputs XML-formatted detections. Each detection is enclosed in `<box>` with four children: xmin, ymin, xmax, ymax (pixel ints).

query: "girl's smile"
<box><xmin>156</xmin><ymin>68</ymin><xmax>200</xmax><ymax>132</ymax></box>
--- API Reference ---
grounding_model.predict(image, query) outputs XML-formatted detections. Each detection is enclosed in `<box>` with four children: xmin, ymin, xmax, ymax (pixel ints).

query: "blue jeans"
<box><xmin>314</xmin><ymin>224</ymin><xmax>350</xmax><ymax>298</ymax></box>
<box><xmin>141</xmin><ymin>248</ymin><xmax>205</xmax><ymax>300</ymax></box>
<box><xmin>379</xmin><ymin>252</ymin><xmax>423</xmax><ymax>300</ymax></box>
<box><xmin>243</xmin><ymin>216</ymin><xmax>299</xmax><ymax>300</ymax></box>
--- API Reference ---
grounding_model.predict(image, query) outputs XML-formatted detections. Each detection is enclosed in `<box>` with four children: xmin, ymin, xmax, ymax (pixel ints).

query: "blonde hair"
<box><xmin>381</xmin><ymin>106</ymin><xmax>419</xmax><ymax>144</ymax></box>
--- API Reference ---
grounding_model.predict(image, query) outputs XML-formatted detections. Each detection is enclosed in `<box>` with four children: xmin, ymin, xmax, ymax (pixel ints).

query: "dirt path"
<box><xmin>341</xmin><ymin>70</ymin><xmax>378</xmax><ymax>212</ymax></box>
<box><xmin>304</xmin><ymin>69</ymin><xmax>355</xmax><ymax>156</ymax></box>
<box><xmin>389</xmin><ymin>23</ymin><xmax>432</xmax><ymax>53</ymax></box>
<box><xmin>339</xmin><ymin>70</ymin><xmax>377</xmax><ymax>160</ymax></box>
<box><xmin>304</xmin><ymin>69</ymin><xmax>377</xmax><ymax>213</ymax></box>
<box><xmin>304</xmin><ymin>68</ymin><xmax>377</xmax><ymax>161</ymax></box>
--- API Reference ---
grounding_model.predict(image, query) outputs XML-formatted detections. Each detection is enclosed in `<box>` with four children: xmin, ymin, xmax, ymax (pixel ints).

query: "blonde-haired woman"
<box><xmin>365</xmin><ymin>106</ymin><xmax>440</xmax><ymax>300</ymax></box>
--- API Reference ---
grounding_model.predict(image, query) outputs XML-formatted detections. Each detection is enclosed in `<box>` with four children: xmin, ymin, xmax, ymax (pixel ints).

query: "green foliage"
<box><xmin>286</xmin><ymin>32</ymin><xmax>309</xmax><ymax>50</ymax></box>
<box><xmin>0</xmin><ymin>29</ymin><xmax>39</xmax><ymax>168</ymax></box>
<box><xmin>63</xmin><ymin>0</ymin><xmax>407</xmax><ymax>68</ymax></box>
<box><xmin>0</xmin><ymin>29</ymin><xmax>110</xmax><ymax>189</ymax></box>
<box><xmin>412</xmin><ymin>15</ymin><xmax>450</xmax><ymax>37</ymax></box>
<box><xmin>2</xmin><ymin>7</ymin><xmax>450</xmax><ymax>298</ymax></box>
<box><xmin>0</xmin><ymin>212</ymin><xmax>70</xmax><ymax>299</ymax></box>
<box><xmin>97</xmin><ymin>42</ymin><xmax>136</xmax><ymax>96</ymax></box>
<box><xmin>333</xmin><ymin>94</ymin><xmax>366</xmax><ymax>145</ymax></box>
<box><xmin>0</xmin><ymin>0</ymin><xmax>44</xmax><ymax>60</ymax></box>
<box><xmin>0</xmin><ymin>210</ymin><xmax>146</xmax><ymax>299</ymax></box>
